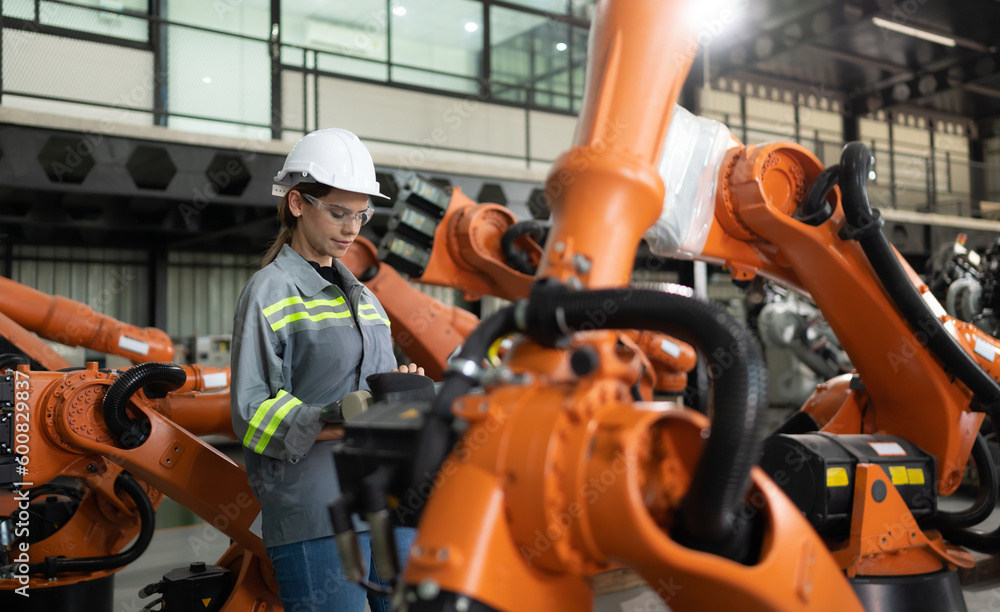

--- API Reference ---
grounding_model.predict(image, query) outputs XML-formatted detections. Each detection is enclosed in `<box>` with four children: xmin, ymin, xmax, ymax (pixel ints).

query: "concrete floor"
<box><xmin>113</xmin><ymin>521</ymin><xmax>1000</xmax><ymax>612</ymax></box>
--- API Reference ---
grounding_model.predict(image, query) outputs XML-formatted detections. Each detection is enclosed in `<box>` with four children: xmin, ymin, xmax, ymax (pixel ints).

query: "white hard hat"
<box><xmin>272</xmin><ymin>128</ymin><xmax>387</xmax><ymax>198</ymax></box>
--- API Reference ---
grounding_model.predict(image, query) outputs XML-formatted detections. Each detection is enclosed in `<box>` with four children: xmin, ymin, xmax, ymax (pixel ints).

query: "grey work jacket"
<box><xmin>231</xmin><ymin>243</ymin><xmax>396</xmax><ymax>548</ymax></box>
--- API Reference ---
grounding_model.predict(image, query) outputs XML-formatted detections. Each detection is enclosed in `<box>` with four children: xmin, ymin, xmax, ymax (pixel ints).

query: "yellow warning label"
<box><xmin>827</xmin><ymin>467</ymin><xmax>849</xmax><ymax>487</ymax></box>
<box><xmin>889</xmin><ymin>465</ymin><xmax>909</xmax><ymax>485</ymax></box>
<box><xmin>907</xmin><ymin>468</ymin><xmax>925</xmax><ymax>485</ymax></box>
<box><xmin>398</xmin><ymin>408</ymin><xmax>420</xmax><ymax>420</ymax></box>
<box><xmin>202</xmin><ymin>598</ymin><xmax>211</xmax><ymax>607</ymax></box>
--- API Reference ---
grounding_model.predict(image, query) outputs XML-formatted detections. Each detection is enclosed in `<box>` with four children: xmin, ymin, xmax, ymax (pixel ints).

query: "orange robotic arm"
<box><xmin>331</xmin><ymin>0</ymin><xmax>1000</xmax><ymax>607</ymax></box>
<box><xmin>0</xmin><ymin>362</ymin><xmax>277</xmax><ymax>610</ymax></box>
<box><xmin>0</xmin><ymin>276</ymin><xmax>174</xmax><ymax>364</ymax></box>
<box><xmin>379</xmin><ymin>176</ymin><xmax>539</xmax><ymax>302</ymax></box>
<box><xmin>328</xmin><ymin>1</ymin><xmax>866</xmax><ymax>611</ymax></box>
<box><xmin>373</xmin><ymin>184</ymin><xmax>699</xmax><ymax>389</ymax></box>
<box><xmin>0</xmin><ymin>310</ymin><xmax>72</xmax><ymax>371</ymax></box>
<box><xmin>341</xmin><ymin>236</ymin><xmax>480</xmax><ymax>380</ymax></box>
<box><xmin>621</xmin><ymin>330</ymin><xmax>697</xmax><ymax>394</ymax></box>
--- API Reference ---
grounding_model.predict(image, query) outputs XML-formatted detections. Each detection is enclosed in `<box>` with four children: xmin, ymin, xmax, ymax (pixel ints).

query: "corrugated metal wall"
<box><xmin>8</xmin><ymin>247</ymin><xmax>260</xmax><ymax>339</ymax></box>
<box><xmin>167</xmin><ymin>252</ymin><xmax>259</xmax><ymax>338</ymax></box>
<box><xmin>11</xmin><ymin>245</ymin><xmax>150</xmax><ymax>326</ymax></box>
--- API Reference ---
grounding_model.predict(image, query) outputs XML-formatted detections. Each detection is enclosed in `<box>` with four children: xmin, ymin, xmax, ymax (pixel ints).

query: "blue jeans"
<box><xmin>267</xmin><ymin>527</ymin><xmax>417</xmax><ymax>612</ymax></box>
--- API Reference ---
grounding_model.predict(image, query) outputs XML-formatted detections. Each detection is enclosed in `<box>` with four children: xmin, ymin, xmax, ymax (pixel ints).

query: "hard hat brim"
<box><xmin>272</xmin><ymin>173</ymin><xmax>389</xmax><ymax>199</ymax></box>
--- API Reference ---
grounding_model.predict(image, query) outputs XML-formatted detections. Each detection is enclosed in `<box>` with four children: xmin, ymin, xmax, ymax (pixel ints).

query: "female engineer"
<box><xmin>231</xmin><ymin>128</ymin><xmax>418</xmax><ymax>611</ymax></box>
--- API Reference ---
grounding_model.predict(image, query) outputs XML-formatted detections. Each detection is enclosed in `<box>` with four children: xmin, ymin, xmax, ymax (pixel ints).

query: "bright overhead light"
<box><xmin>555</xmin><ymin>42</ymin><xmax>567</xmax><ymax>51</ymax></box>
<box><xmin>464</xmin><ymin>22</ymin><xmax>478</xmax><ymax>32</ymax></box>
<box><xmin>872</xmin><ymin>17</ymin><xmax>956</xmax><ymax>47</ymax></box>
<box><xmin>683</xmin><ymin>0</ymin><xmax>746</xmax><ymax>35</ymax></box>
<box><xmin>202</xmin><ymin>76</ymin><xmax>211</xmax><ymax>83</ymax></box>
<box><xmin>392</xmin><ymin>6</ymin><xmax>406</xmax><ymax>16</ymax></box>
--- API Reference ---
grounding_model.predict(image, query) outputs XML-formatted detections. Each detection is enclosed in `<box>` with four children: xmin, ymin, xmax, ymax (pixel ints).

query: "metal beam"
<box><xmin>849</xmin><ymin>50</ymin><xmax>1000</xmax><ymax>115</ymax></box>
<box><xmin>169</xmin><ymin>216</ymin><xmax>275</xmax><ymax>251</ymax></box>
<box><xmin>801</xmin><ymin>42</ymin><xmax>908</xmax><ymax>74</ymax></box>
<box><xmin>269</xmin><ymin>0</ymin><xmax>281</xmax><ymax>140</ymax></box>
<box><xmin>710</xmin><ymin>2</ymin><xmax>878</xmax><ymax>82</ymax></box>
<box><xmin>3</xmin><ymin>16</ymin><xmax>151</xmax><ymax>51</ymax></box>
<box><xmin>964</xmin><ymin>82</ymin><xmax>1000</xmax><ymax>100</ymax></box>
<box><xmin>880</xmin><ymin>208</ymin><xmax>1000</xmax><ymax>232</ymax></box>
<box><xmin>148</xmin><ymin>241</ymin><xmax>168</xmax><ymax>330</ymax></box>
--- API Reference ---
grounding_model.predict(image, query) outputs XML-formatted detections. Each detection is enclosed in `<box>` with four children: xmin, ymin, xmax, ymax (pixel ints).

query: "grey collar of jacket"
<box><xmin>275</xmin><ymin>243</ymin><xmax>363</xmax><ymax>298</ymax></box>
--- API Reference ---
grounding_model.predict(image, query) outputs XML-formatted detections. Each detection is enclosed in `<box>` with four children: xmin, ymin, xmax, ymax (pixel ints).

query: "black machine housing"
<box><xmin>760</xmin><ymin>433</ymin><xmax>937</xmax><ymax>538</ymax></box>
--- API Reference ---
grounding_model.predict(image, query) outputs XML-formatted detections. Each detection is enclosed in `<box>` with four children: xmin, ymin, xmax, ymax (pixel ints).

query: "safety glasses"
<box><xmin>300</xmin><ymin>192</ymin><xmax>374</xmax><ymax>227</ymax></box>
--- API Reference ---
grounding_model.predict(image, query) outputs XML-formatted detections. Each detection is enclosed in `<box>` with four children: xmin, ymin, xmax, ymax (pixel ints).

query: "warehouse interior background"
<box><xmin>5</xmin><ymin>0</ymin><xmax>1000</xmax><ymax>339</ymax></box>
<box><xmin>6</xmin><ymin>0</ymin><xmax>1000</xmax><ymax>608</ymax></box>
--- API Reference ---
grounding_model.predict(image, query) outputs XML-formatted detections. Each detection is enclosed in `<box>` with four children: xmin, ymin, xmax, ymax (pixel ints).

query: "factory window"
<box><xmin>1</xmin><ymin>0</ymin><xmax>587</xmax><ymax>137</ymax></box>
<box><xmin>490</xmin><ymin>5</ymin><xmax>572</xmax><ymax>110</ymax></box>
<box><xmin>4</xmin><ymin>0</ymin><xmax>150</xmax><ymax>42</ymax></box>
<box><xmin>389</xmin><ymin>0</ymin><xmax>484</xmax><ymax>95</ymax></box>
<box><xmin>570</xmin><ymin>25</ymin><xmax>587</xmax><ymax>111</ymax></box>
<box><xmin>55</xmin><ymin>0</ymin><xmax>148</xmax><ymax>11</ymax></box>
<box><xmin>164</xmin><ymin>0</ymin><xmax>269</xmax><ymax>38</ymax></box>
<box><xmin>499</xmin><ymin>0</ymin><xmax>595</xmax><ymax>19</ymax></box>
<box><xmin>282</xmin><ymin>0</ymin><xmax>389</xmax><ymax>82</ymax></box>
<box><xmin>2</xmin><ymin>0</ymin><xmax>36</xmax><ymax>19</ymax></box>
<box><xmin>163</xmin><ymin>0</ymin><xmax>272</xmax><ymax>137</ymax></box>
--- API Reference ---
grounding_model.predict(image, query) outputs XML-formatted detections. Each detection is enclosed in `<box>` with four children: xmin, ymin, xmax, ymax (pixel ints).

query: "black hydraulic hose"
<box><xmin>940</xmin><ymin>510</ymin><xmax>1000</xmax><ymax>553</ymax></box>
<box><xmin>520</xmin><ymin>284</ymin><xmax>768</xmax><ymax>561</ymax></box>
<box><xmin>103</xmin><ymin>362</ymin><xmax>187</xmax><ymax>448</ymax></box>
<box><xmin>838</xmin><ymin>141</ymin><xmax>1000</xmax><ymax>413</ymax></box>
<box><xmin>412</xmin><ymin>282</ymin><xmax>768</xmax><ymax>559</ymax></box>
<box><xmin>838</xmin><ymin>141</ymin><xmax>1000</xmax><ymax>551</ymax></box>
<box><xmin>930</xmin><ymin>434</ymin><xmax>998</xmax><ymax>530</ymax></box>
<box><xmin>500</xmin><ymin>221</ymin><xmax>546</xmax><ymax>275</ymax></box>
<box><xmin>0</xmin><ymin>353</ymin><xmax>29</xmax><ymax>370</ymax></box>
<box><xmin>28</xmin><ymin>471</ymin><xmax>155</xmax><ymax>578</ymax></box>
<box><xmin>794</xmin><ymin>164</ymin><xmax>839</xmax><ymax>226</ymax></box>
<box><xmin>409</xmin><ymin>306</ymin><xmax>518</xmax><ymax>490</ymax></box>
<box><xmin>410</xmin><ymin>285</ymin><xmax>767</xmax><ymax>562</ymax></box>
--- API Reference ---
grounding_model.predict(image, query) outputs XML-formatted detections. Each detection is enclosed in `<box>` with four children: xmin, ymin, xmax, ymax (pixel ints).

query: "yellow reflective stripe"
<box><xmin>262</xmin><ymin>296</ymin><xmax>345</xmax><ymax>317</ymax></box>
<box><xmin>254</xmin><ymin>396</ymin><xmax>303</xmax><ymax>453</ymax></box>
<box><xmin>360</xmin><ymin>304</ymin><xmax>376</xmax><ymax>310</ymax></box>
<box><xmin>243</xmin><ymin>390</ymin><xmax>287</xmax><ymax>447</ymax></box>
<box><xmin>358</xmin><ymin>312</ymin><xmax>390</xmax><ymax>326</ymax></box>
<box><xmin>270</xmin><ymin>309</ymin><xmax>352</xmax><ymax>331</ymax></box>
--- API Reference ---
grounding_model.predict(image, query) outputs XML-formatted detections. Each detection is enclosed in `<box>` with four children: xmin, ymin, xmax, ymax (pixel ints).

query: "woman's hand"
<box><xmin>317</xmin><ymin>423</ymin><xmax>345</xmax><ymax>440</ymax></box>
<box><xmin>392</xmin><ymin>363</ymin><xmax>425</xmax><ymax>376</ymax></box>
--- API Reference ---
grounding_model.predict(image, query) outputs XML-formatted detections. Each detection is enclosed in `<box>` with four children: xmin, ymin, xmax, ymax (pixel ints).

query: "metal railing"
<box><xmin>715</xmin><ymin>113</ymin><xmax>987</xmax><ymax>220</ymax></box>
<box><xmin>2</xmin><ymin>0</ymin><xmax>997</xmax><ymax>213</ymax></box>
<box><xmin>1</xmin><ymin>0</ymin><xmax>584</xmax><ymax>167</ymax></box>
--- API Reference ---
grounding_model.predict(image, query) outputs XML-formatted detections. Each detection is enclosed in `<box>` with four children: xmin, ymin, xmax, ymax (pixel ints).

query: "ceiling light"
<box><xmin>683</xmin><ymin>0</ymin><xmax>746</xmax><ymax>34</ymax></box>
<box><xmin>555</xmin><ymin>42</ymin><xmax>567</xmax><ymax>51</ymax></box>
<box><xmin>392</xmin><ymin>6</ymin><xmax>406</xmax><ymax>16</ymax></box>
<box><xmin>202</xmin><ymin>77</ymin><xmax>211</xmax><ymax>83</ymax></box>
<box><xmin>464</xmin><ymin>22</ymin><xmax>478</xmax><ymax>32</ymax></box>
<box><xmin>872</xmin><ymin>17</ymin><xmax>956</xmax><ymax>47</ymax></box>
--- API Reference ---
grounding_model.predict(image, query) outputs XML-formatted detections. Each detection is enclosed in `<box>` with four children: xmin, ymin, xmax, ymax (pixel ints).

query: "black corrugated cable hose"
<box><xmin>27</xmin><ymin>471</ymin><xmax>154</xmax><ymax>578</ymax></box>
<box><xmin>500</xmin><ymin>221</ymin><xmax>547</xmax><ymax>275</ymax></box>
<box><xmin>794</xmin><ymin>164</ymin><xmax>839</xmax><ymax>226</ymax></box>
<box><xmin>837</xmin><ymin>142</ymin><xmax>1000</xmax><ymax>548</ymax></box>
<box><xmin>409</xmin><ymin>306</ymin><xmax>518</xmax><ymax>494</ymax></box>
<box><xmin>0</xmin><ymin>353</ymin><xmax>29</xmax><ymax>370</ymax></box>
<box><xmin>411</xmin><ymin>282</ymin><xmax>768</xmax><ymax>563</ymax></box>
<box><xmin>102</xmin><ymin>362</ymin><xmax>187</xmax><ymax>448</ymax></box>
<box><xmin>931</xmin><ymin>434</ymin><xmax>998</xmax><ymax>530</ymax></box>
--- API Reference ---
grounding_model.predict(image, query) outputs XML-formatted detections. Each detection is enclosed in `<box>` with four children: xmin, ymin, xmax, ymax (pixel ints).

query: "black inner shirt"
<box><xmin>307</xmin><ymin>260</ymin><xmax>347</xmax><ymax>295</ymax></box>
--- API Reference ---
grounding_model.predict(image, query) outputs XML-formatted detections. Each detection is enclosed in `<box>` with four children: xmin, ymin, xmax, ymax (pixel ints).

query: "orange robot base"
<box><xmin>404</xmin><ymin>381</ymin><xmax>863</xmax><ymax>611</ymax></box>
<box><xmin>0</xmin><ymin>363</ymin><xmax>279</xmax><ymax>611</ymax></box>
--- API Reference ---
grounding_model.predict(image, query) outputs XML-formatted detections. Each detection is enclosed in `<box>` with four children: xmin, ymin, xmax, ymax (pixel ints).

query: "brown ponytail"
<box><xmin>261</xmin><ymin>182</ymin><xmax>333</xmax><ymax>268</ymax></box>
